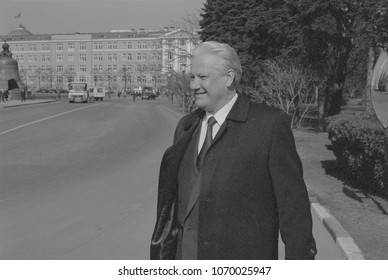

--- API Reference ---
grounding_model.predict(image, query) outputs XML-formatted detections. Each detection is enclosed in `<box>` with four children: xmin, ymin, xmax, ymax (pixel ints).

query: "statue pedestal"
<box><xmin>9</xmin><ymin>88</ymin><xmax>22</xmax><ymax>100</ymax></box>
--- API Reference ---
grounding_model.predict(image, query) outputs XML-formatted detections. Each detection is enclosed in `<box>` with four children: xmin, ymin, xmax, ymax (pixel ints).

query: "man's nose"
<box><xmin>190</xmin><ymin>77</ymin><xmax>201</xmax><ymax>91</ymax></box>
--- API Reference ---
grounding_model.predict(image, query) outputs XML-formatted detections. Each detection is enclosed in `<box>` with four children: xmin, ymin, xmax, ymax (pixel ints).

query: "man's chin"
<box><xmin>195</xmin><ymin>95</ymin><xmax>208</xmax><ymax>108</ymax></box>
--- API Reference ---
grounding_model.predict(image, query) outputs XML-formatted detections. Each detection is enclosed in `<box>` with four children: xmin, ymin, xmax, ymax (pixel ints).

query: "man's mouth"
<box><xmin>195</xmin><ymin>92</ymin><xmax>207</xmax><ymax>96</ymax></box>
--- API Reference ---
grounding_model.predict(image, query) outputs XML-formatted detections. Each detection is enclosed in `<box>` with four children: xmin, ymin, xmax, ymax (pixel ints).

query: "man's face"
<box><xmin>190</xmin><ymin>53</ymin><xmax>228</xmax><ymax>113</ymax></box>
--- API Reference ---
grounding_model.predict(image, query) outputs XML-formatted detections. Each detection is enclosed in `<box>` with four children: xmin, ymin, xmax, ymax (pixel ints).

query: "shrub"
<box><xmin>327</xmin><ymin>111</ymin><xmax>388</xmax><ymax>197</ymax></box>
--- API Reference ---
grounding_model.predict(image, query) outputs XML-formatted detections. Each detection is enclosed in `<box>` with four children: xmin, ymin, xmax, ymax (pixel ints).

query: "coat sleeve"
<box><xmin>269</xmin><ymin>111</ymin><xmax>317</xmax><ymax>260</ymax></box>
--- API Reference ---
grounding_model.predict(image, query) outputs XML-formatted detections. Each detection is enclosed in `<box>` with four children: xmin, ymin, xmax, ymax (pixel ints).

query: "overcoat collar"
<box><xmin>181</xmin><ymin>93</ymin><xmax>250</xmax><ymax>131</ymax></box>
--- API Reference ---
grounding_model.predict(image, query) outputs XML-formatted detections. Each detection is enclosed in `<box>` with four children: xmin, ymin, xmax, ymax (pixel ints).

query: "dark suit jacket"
<box><xmin>150</xmin><ymin>93</ymin><xmax>317</xmax><ymax>259</ymax></box>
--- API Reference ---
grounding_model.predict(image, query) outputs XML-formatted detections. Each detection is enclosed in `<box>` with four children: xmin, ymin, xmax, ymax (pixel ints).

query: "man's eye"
<box><xmin>200</xmin><ymin>76</ymin><xmax>207</xmax><ymax>79</ymax></box>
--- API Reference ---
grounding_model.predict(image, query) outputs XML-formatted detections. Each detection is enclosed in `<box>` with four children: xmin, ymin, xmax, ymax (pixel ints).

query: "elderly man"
<box><xmin>150</xmin><ymin>41</ymin><xmax>317</xmax><ymax>260</ymax></box>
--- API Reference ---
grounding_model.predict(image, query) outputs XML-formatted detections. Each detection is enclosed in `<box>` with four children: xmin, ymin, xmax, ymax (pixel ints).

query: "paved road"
<box><xmin>0</xmin><ymin>98</ymin><xmax>343</xmax><ymax>259</ymax></box>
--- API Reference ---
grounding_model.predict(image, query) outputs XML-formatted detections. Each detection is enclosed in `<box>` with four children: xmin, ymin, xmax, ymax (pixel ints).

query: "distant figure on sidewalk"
<box><xmin>132</xmin><ymin>91</ymin><xmax>136</xmax><ymax>102</ymax></box>
<box><xmin>21</xmin><ymin>90</ymin><xmax>26</xmax><ymax>102</ymax></box>
<box><xmin>150</xmin><ymin>41</ymin><xmax>317</xmax><ymax>260</ymax></box>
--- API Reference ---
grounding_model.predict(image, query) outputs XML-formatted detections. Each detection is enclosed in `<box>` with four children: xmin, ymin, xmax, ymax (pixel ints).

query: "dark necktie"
<box><xmin>196</xmin><ymin>116</ymin><xmax>217</xmax><ymax>170</ymax></box>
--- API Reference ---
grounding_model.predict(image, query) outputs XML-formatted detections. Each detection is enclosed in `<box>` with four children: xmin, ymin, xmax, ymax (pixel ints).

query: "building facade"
<box><xmin>0</xmin><ymin>25</ymin><xmax>198</xmax><ymax>92</ymax></box>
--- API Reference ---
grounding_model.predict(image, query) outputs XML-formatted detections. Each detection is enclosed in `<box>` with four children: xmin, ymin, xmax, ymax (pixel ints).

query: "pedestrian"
<box><xmin>118</xmin><ymin>91</ymin><xmax>121</xmax><ymax>98</ymax></box>
<box><xmin>21</xmin><ymin>90</ymin><xmax>26</xmax><ymax>102</ymax></box>
<box><xmin>132</xmin><ymin>91</ymin><xmax>136</xmax><ymax>102</ymax></box>
<box><xmin>150</xmin><ymin>41</ymin><xmax>317</xmax><ymax>260</ymax></box>
<box><xmin>3</xmin><ymin>89</ymin><xmax>8</xmax><ymax>102</ymax></box>
<box><xmin>0</xmin><ymin>89</ymin><xmax>3</xmax><ymax>102</ymax></box>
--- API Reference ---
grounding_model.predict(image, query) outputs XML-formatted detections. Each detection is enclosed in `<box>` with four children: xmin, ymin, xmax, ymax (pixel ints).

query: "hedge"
<box><xmin>327</xmin><ymin>111</ymin><xmax>388</xmax><ymax>197</ymax></box>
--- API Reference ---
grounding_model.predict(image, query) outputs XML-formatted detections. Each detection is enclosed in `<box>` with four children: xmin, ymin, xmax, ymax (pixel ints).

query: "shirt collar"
<box><xmin>204</xmin><ymin>93</ymin><xmax>238</xmax><ymax>126</ymax></box>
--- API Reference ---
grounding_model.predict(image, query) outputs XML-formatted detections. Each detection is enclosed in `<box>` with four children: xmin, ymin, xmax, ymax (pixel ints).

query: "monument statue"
<box><xmin>0</xmin><ymin>41</ymin><xmax>26</xmax><ymax>100</ymax></box>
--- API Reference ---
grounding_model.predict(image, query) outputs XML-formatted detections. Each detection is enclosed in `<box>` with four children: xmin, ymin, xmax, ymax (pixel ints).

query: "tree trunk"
<box><xmin>317</xmin><ymin>87</ymin><xmax>326</xmax><ymax>131</ymax></box>
<box><xmin>365</xmin><ymin>47</ymin><xmax>375</xmax><ymax>116</ymax></box>
<box><xmin>325</xmin><ymin>82</ymin><xmax>343</xmax><ymax>116</ymax></box>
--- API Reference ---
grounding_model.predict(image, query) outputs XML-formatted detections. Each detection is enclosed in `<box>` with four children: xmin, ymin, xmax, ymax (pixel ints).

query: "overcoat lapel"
<box><xmin>183</xmin><ymin>94</ymin><xmax>250</xmax><ymax>221</ymax></box>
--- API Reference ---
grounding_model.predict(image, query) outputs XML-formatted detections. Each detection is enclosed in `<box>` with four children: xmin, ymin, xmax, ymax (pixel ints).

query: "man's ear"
<box><xmin>225</xmin><ymin>69</ymin><xmax>236</xmax><ymax>88</ymax></box>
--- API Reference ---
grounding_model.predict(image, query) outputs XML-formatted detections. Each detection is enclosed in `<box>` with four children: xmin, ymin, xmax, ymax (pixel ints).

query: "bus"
<box><xmin>68</xmin><ymin>82</ymin><xmax>88</xmax><ymax>103</ymax></box>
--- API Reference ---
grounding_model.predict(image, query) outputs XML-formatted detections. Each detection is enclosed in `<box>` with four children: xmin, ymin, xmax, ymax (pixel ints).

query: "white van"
<box><xmin>68</xmin><ymin>82</ymin><xmax>88</xmax><ymax>103</ymax></box>
<box><xmin>89</xmin><ymin>87</ymin><xmax>106</xmax><ymax>101</ymax></box>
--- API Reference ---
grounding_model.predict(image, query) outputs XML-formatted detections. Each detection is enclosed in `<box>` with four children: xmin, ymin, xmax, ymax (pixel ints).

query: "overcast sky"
<box><xmin>0</xmin><ymin>0</ymin><xmax>206</xmax><ymax>36</ymax></box>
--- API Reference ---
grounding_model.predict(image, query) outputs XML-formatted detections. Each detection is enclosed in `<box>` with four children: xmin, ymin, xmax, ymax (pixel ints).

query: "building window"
<box><xmin>28</xmin><ymin>55</ymin><xmax>33</xmax><ymax>62</ymax></box>
<box><xmin>94</xmin><ymin>53</ymin><xmax>103</xmax><ymax>61</ymax></box>
<box><xmin>41</xmin><ymin>44</ymin><xmax>50</xmax><ymax>51</ymax></box>
<box><xmin>79</xmin><ymin>43</ymin><xmax>86</xmax><ymax>51</ymax></box>
<box><xmin>113</xmin><ymin>65</ymin><xmax>117</xmax><ymax>71</ymax></box>
<box><xmin>80</xmin><ymin>65</ymin><xmax>87</xmax><ymax>72</ymax></box>
<box><xmin>33</xmin><ymin>55</ymin><xmax>38</xmax><ymax>62</ymax></box>
<box><xmin>68</xmin><ymin>43</ymin><xmax>75</xmax><ymax>52</ymax></box>
<box><xmin>93</xmin><ymin>42</ymin><xmax>103</xmax><ymax>50</ymax></box>
<box><xmin>123</xmin><ymin>53</ymin><xmax>132</xmax><ymax>61</ymax></box>
<box><xmin>57</xmin><ymin>43</ymin><xmax>63</xmax><ymax>51</ymax></box>
<box><xmin>126</xmin><ymin>42</ymin><xmax>132</xmax><ymax>49</ymax></box>
<box><xmin>56</xmin><ymin>77</ymin><xmax>63</xmax><ymax>83</ymax></box>
<box><xmin>57</xmin><ymin>65</ymin><xmax>64</xmax><ymax>72</ymax></box>
<box><xmin>137</xmin><ymin>42</ymin><xmax>142</xmax><ymax>49</ymax></box>
<box><xmin>142</xmin><ymin>53</ymin><xmax>147</xmax><ymax>60</ymax></box>
<box><xmin>93</xmin><ymin>65</ymin><xmax>98</xmax><ymax>71</ymax></box>
<box><xmin>17</xmin><ymin>44</ymin><xmax>25</xmax><ymax>51</ymax></box>
<box><xmin>79</xmin><ymin>76</ymin><xmax>86</xmax><ymax>82</ymax></box>
<box><xmin>180</xmin><ymin>39</ymin><xmax>186</xmax><ymax>47</ymax></box>
<box><xmin>98</xmin><ymin>65</ymin><xmax>103</xmax><ymax>71</ymax></box>
<box><xmin>137</xmin><ymin>53</ymin><xmax>142</xmax><ymax>61</ymax></box>
<box><xmin>113</xmin><ymin>53</ymin><xmax>118</xmax><ymax>61</ymax></box>
<box><xmin>56</xmin><ymin>54</ymin><xmax>63</xmax><ymax>62</ymax></box>
<box><xmin>168</xmin><ymin>51</ymin><xmax>174</xmax><ymax>60</ymax></box>
<box><xmin>68</xmin><ymin>53</ymin><xmax>74</xmax><ymax>62</ymax></box>
<box><xmin>79</xmin><ymin>54</ymin><xmax>87</xmax><ymax>62</ymax></box>
<box><xmin>108</xmin><ymin>53</ymin><xmax>113</xmax><ymax>61</ymax></box>
<box><xmin>142</xmin><ymin>42</ymin><xmax>147</xmax><ymax>49</ymax></box>
<box><xmin>113</xmin><ymin>42</ymin><xmax>118</xmax><ymax>49</ymax></box>
<box><xmin>108</xmin><ymin>42</ymin><xmax>113</xmax><ymax>50</ymax></box>
<box><xmin>137</xmin><ymin>76</ymin><xmax>141</xmax><ymax>83</ymax></box>
<box><xmin>68</xmin><ymin>65</ymin><xmax>75</xmax><ymax>71</ymax></box>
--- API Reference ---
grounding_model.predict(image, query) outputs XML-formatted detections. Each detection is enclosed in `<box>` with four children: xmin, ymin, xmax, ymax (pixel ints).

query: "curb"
<box><xmin>308</xmin><ymin>192</ymin><xmax>365</xmax><ymax>260</ymax></box>
<box><xmin>160</xmin><ymin>101</ymin><xmax>366</xmax><ymax>260</ymax></box>
<box><xmin>1</xmin><ymin>100</ymin><xmax>57</xmax><ymax>108</ymax></box>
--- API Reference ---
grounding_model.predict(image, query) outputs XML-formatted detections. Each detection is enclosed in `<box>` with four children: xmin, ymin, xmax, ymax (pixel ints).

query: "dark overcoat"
<box><xmin>150</xmin><ymin>94</ymin><xmax>317</xmax><ymax>260</ymax></box>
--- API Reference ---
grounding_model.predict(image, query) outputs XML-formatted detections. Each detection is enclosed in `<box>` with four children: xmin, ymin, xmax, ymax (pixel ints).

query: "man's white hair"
<box><xmin>193</xmin><ymin>41</ymin><xmax>242</xmax><ymax>86</ymax></box>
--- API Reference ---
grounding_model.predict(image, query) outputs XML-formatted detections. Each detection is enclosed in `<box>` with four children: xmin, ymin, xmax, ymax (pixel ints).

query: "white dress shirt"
<box><xmin>198</xmin><ymin>93</ymin><xmax>238</xmax><ymax>154</ymax></box>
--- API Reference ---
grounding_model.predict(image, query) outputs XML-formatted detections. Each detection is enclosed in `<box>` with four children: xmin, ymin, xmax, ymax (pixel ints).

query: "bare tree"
<box><xmin>255</xmin><ymin>60</ymin><xmax>317</xmax><ymax>128</ymax></box>
<box><xmin>63</xmin><ymin>66</ymin><xmax>76</xmax><ymax>85</ymax></box>
<box><xmin>32</xmin><ymin>67</ymin><xmax>44</xmax><ymax>89</ymax></box>
<box><xmin>118</xmin><ymin>64</ymin><xmax>134</xmax><ymax>91</ymax></box>
<box><xmin>44</xmin><ymin>67</ymin><xmax>57</xmax><ymax>91</ymax></box>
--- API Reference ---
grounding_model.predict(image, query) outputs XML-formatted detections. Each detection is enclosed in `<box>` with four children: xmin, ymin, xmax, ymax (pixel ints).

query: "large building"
<box><xmin>0</xmin><ymin>25</ymin><xmax>198</xmax><ymax>91</ymax></box>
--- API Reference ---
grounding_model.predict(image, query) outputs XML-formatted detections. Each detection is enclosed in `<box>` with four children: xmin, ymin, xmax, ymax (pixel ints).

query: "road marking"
<box><xmin>0</xmin><ymin>104</ymin><xmax>99</xmax><ymax>136</ymax></box>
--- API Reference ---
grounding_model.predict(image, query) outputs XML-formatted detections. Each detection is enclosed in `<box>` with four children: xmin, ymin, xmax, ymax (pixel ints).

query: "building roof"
<box><xmin>7</xmin><ymin>24</ymin><xmax>34</xmax><ymax>37</ymax></box>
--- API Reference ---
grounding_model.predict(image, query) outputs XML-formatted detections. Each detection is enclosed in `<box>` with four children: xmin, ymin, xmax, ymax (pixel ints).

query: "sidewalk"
<box><xmin>159</xmin><ymin>98</ymin><xmax>388</xmax><ymax>260</ymax></box>
<box><xmin>0</xmin><ymin>99</ymin><xmax>57</xmax><ymax>109</ymax></box>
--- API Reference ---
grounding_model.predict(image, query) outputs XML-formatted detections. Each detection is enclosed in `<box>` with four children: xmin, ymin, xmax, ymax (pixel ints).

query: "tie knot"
<box><xmin>207</xmin><ymin>116</ymin><xmax>217</xmax><ymax>128</ymax></box>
